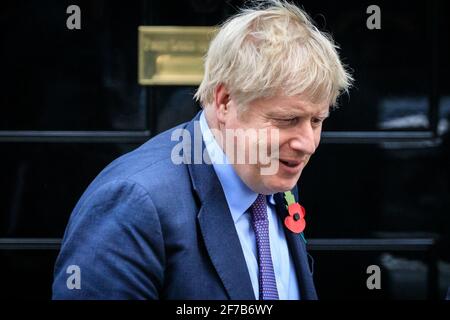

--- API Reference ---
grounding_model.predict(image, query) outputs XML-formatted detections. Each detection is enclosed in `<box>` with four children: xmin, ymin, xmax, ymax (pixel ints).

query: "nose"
<box><xmin>288</xmin><ymin>121</ymin><xmax>317</xmax><ymax>155</ymax></box>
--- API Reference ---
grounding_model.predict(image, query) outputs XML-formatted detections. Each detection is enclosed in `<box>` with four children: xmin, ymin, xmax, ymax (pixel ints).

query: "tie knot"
<box><xmin>251</xmin><ymin>194</ymin><xmax>268</xmax><ymax>222</ymax></box>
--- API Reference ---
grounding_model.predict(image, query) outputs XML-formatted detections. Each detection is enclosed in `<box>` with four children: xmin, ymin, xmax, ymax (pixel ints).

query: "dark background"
<box><xmin>0</xmin><ymin>0</ymin><xmax>449</xmax><ymax>299</ymax></box>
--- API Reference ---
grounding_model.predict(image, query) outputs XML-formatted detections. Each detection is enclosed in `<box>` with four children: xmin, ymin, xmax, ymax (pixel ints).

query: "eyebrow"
<box><xmin>266</xmin><ymin>109</ymin><xmax>330</xmax><ymax>118</ymax></box>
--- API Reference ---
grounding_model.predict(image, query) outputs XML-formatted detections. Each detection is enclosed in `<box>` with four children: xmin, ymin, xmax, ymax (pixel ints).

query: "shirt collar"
<box><xmin>199</xmin><ymin>111</ymin><xmax>275</xmax><ymax>223</ymax></box>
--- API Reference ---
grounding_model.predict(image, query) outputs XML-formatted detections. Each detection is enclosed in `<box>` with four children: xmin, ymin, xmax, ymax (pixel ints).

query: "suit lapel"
<box><xmin>274</xmin><ymin>188</ymin><xmax>318</xmax><ymax>300</ymax></box>
<box><xmin>185</xmin><ymin>113</ymin><xmax>255</xmax><ymax>300</ymax></box>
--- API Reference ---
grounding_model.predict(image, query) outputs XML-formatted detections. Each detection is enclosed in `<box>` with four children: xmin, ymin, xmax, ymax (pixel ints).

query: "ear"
<box><xmin>213</xmin><ymin>84</ymin><xmax>231</xmax><ymax>123</ymax></box>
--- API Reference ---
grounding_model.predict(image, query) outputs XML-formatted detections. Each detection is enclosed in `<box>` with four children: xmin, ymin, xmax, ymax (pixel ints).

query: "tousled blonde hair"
<box><xmin>194</xmin><ymin>0</ymin><xmax>353</xmax><ymax>109</ymax></box>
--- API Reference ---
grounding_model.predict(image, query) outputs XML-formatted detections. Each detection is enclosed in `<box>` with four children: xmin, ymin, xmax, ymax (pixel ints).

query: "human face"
<box><xmin>219</xmin><ymin>94</ymin><xmax>330</xmax><ymax>195</ymax></box>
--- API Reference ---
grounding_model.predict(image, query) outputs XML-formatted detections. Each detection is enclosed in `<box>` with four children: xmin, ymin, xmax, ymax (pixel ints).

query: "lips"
<box><xmin>279</xmin><ymin>159</ymin><xmax>301</xmax><ymax>168</ymax></box>
<box><xmin>278</xmin><ymin>158</ymin><xmax>304</xmax><ymax>174</ymax></box>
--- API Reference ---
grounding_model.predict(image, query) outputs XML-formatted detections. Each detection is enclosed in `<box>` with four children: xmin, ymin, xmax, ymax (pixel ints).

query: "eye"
<box><xmin>273</xmin><ymin>117</ymin><xmax>298</xmax><ymax>126</ymax></box>
<box><xmin>311</xmin><ymin>117</ymin><xmax>326</xmax><ymax>127</ymax></box>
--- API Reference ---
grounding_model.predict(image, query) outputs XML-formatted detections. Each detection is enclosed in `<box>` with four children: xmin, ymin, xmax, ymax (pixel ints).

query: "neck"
<box><xmin>203</xmin><ymin>106</ymin><xmax>225</xmax><ymax>149</ymax></box>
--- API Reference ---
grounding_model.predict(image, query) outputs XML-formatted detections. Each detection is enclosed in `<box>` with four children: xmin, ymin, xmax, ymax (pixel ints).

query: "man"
<box><xmin>52</xmin><ymin>0</ymin><xmax>352</xmax><ymax>299</ymax></box>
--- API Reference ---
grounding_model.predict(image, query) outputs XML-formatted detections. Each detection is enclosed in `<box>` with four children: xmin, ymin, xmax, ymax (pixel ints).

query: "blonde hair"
<box><xmin>194</xmin><ymin>0</ymin><xmax>353</xmax><ymax>109</ymax></box>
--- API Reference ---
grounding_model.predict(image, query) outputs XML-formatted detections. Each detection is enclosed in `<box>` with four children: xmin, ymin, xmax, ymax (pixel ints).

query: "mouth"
<box><xmin>278</xmin><ymin>158</ymin><xmax>304</xmax><ymax>174</ymax></box>
<box><xmin>279</xmin><ymin>159</ymin><xmax>301</xmax><ymax>167</ymax></box>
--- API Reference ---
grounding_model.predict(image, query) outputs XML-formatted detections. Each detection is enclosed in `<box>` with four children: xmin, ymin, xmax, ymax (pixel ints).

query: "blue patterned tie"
<box><xmin>250</xmin><ymin>194</ymin><xmax>279</xmax><ymax>300</ymax></box>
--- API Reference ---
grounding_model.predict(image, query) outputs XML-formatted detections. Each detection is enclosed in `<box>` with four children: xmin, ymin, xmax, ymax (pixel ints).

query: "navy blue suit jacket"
<box><xmin>52</xmin><ymin>112</ymin><xmax>318</xmax><ymax>299</ymax></box>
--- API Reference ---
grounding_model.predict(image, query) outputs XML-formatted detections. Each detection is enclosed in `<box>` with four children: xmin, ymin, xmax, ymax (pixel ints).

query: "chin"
<box><xmin>264</xmin><ymin>177</ymin><xmax>298</xmax><ymax>194</ymax></box>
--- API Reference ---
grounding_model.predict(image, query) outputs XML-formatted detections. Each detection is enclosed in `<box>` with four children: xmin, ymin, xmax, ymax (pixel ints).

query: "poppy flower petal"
<box><xmin>284</xmin><ymin>216</ymin><xmax>306</xmax><ymax>233</ymax></box>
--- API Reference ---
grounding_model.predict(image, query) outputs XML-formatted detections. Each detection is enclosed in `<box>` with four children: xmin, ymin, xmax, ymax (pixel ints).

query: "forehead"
<box><xmin>251</xmin><ymin>94</ymin><xmax>330</xmax><ymax>116</ymax></box>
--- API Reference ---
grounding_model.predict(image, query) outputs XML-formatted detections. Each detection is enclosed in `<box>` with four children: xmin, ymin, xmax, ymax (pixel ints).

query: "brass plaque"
<box><xmin>138</xmin><ymin>26</ymin><xmax>216</xmax><ymax>85</ymax></box>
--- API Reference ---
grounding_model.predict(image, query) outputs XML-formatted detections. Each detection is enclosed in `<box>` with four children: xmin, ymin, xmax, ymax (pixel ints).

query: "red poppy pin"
<box><xmin>283</xmin><ymin>190</ymin><xmax>307</xmax><ymax>244</ymax></box>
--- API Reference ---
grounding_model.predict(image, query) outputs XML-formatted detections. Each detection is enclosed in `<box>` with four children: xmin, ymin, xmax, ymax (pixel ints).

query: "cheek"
<box><xmin>276</xmin><ymin>134</ymin><xmax>292</xmax><ymax>152</ymax></box>
<box><xmin>226</xmin><ymin>118</ymin><xmax>241</xmax><ymax>131</ymax></box>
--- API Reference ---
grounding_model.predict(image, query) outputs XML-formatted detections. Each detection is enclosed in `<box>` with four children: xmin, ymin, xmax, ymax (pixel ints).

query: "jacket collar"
<box><xmin>274</xmin><ymin>191</ymin><xmax>318</xmax><ymax>300</ymax></box>
<box><xmin>185</xmin><ymin>112</ymin><xmax>256</xmax><ymax>299</ymax></box>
